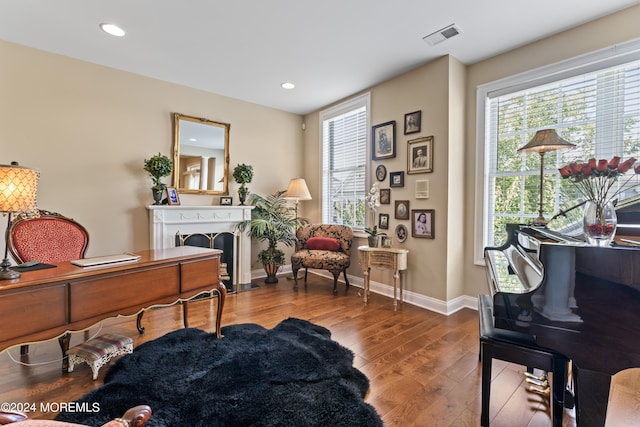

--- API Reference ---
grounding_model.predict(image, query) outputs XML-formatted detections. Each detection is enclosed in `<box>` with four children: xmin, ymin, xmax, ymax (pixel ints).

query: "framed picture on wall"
<box><xmin>407</xmin><ymin>136</ymin><xmax>433</xmax><ymax>174</ymax></box>
<box><xmin>404</xmin><ymin>110</ymin><xmax>421</xmax><ymax>135</ymax></box>
<box><xmin>375</xmin><ymin>164</ymin><xmax>387</xmax><ymax>181</ymax></box>
<box><xmin>372</xmin><ymin>121</ymin><xmax>396</xmax><ymax>160</ymax></box>
<box><xmin>380</xmin><ymin>188</ymin><xmax>391</xmax><ymax>204</ymax></box>
<box><xmin>379</xmin><ymin>213</ymin><xmax>389</xmax><ymax>230</ymax></box>
<box><xmin>220</xmin><ymin>196</ymin><xmax>233</xmax><ymax>206</ymax></box>
<box><xmin>390</xmin><ymin>171</ymin><xmax>404</xmax><ymax>188</ymax></box>
<box><xmin>395</xmin><ymin>224</ymin><xmax>408</xmax><ymax>243</ymax></box>
<box><xmin>166</xmin><ymin>187</ymin><xmax>180</xmax><ymax>205</ymax></box>
<box><xmin>412</xmin><ymin>209</ymin><xmax>434</xmax><ymax>239</ymax></box>
<box><xmin>395</xmin><ymin>200</ymin><xmax>409</xmax><ymax>220</ymax></box>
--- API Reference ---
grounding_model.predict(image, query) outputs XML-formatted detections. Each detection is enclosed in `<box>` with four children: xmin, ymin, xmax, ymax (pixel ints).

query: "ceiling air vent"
<box><xmin>422</xmin><ymin>24</ymin><xmax>462</xmax><ymax>46</ymax></box>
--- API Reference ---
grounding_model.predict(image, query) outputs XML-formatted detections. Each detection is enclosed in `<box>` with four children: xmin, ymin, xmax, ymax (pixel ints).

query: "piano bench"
<box><xmin>478</xmin><ymin>294</ymin><xmax>568</xmax><ymax>427</ymax></box>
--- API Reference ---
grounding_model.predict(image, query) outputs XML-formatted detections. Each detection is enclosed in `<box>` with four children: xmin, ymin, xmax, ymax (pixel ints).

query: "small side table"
<box><xmin>358</xmin><ymin>246</ymin><xmax>409</xmax><ymax>311</ymax></box>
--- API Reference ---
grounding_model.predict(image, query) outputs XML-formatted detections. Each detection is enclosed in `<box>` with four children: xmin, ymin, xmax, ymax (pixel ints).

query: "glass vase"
<box><xmin>583</xmin><ymin>200</ymin><xmax>617</xmax><ymax>247</ymax></box>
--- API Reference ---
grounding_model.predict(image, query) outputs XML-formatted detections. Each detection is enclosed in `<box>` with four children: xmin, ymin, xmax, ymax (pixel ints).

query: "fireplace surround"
<box><xmin>147</xmin><ymin>206</ymin><xmax>253</xmax><ymax>291</ymax></box>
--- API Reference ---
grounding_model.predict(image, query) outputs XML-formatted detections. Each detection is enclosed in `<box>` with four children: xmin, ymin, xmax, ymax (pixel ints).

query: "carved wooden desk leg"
<box><xmin>58</xmin><ymin>333</ymin><xmax>71</xmax><ymax>371</ymax></box>
<box><xmin>213</xmin><ymin>283</ymin><xmax>226</xmax><ymax>338</ymax></box>
<box><xmin>136</xmin><ymin>312</ymin><xmax>145</xmax><ymax>334</ymax></box>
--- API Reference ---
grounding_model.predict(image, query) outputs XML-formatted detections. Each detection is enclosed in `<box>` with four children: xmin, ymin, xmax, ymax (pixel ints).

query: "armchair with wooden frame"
<box><xmin>290</xmin><ymin>224</ymin><xmax>353</xmax><ymax>295</ymax></box>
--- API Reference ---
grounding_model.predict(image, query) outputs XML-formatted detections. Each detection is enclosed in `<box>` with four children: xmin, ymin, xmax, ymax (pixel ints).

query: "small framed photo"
<box><xmin>395</xmin><ymin>200</ymin><xmax>410</xmax><ymax>220</ymax></box>
<box><xmin>220</xmin><ymin>196</ymin><xmax>233</xmax><ymax>206</ymax></box>
<box><xmin>408</xmin><ymin>136</ymin><xmax>433</xmax><ymax>174</ymax></box>
<box><xmin>379</xmin><ymin>213</ymin><xmax>389</xmax><ymax>230</ymax></box>
<box><xmin>412</xmin><ymin>209</ymin><xmax>434</xmax><ymax>239</ymax></box>
<box><xmin>404</xmin><ymin>110</ymin><xmax>421</xmax><ymax>135</ymax></box>
<box><xmin>395</xmin><ymin>224</ymin><xmax>408</xmax><ymax>243</ymax></box>
<box><xmin>380</xmin><ymin>188</ymin><xmax>391</xmax><ymax>205</ymax></box>
<box><xmin>375</xmin><ymin>164</ymin><xmax>387</xmax><ymax>182</ymax></box>
<box><xmin>390</xmin><ymin>171</ymin><xmax>404</xmax><ymax>188</ymax></box>
<box><xmin>166</xmin><ymin>187</ymin><xmax>180</xmax><ymax>205</ymax></box>
<box><xmin>372</xmin><ymin>121</ymin><xmax>396</xmax><ymax>160</ymax></box>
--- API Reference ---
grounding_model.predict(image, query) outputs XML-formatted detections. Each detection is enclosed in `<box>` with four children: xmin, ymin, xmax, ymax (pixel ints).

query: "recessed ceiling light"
<box><xmin>281</xmin><ymin>82</ymin><xmax>295</xmax><ymax>90</ymax></box>
<box><xmin>100</xmin><ymin>23</ymin><xmax>126</xmax><ymax>37</ymax></box>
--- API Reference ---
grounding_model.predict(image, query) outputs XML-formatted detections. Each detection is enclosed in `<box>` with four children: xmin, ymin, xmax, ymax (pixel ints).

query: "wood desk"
<box><xmin>0</xmin><ymin>246</ymin><xmax>225</xmax><ymax>364</ymax></box>
<box><xmin>358</xmin><ymin>246</ymin><xmax>409</xmax><ymax>311</ymax></box>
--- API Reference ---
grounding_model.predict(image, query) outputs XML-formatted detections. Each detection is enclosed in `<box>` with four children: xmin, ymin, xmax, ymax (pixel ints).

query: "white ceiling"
<box><xmin>1</xmin><ymin>0</ymin><xmax>638</xmax><ymax>115</ymax></box>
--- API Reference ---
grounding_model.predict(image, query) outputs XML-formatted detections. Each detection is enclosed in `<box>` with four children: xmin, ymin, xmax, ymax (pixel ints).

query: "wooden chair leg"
<box><xmin>343</xmin><ymin>270</ymin><xmax>350</xmax><ymax>289</ymax></box>
<box><xmin>293</xmin><ymin>267</ymin><xmax>300</xmax><ymax>290</ymax></box>
<box><xmin>331</xmin><ymin>271</ymin><xmax>340</xmax><ymax>295</ymax></box>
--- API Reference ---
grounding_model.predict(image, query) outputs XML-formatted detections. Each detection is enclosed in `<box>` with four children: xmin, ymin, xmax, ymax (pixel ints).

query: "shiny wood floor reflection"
<box><xmin>1</xmin><ymin>274</ymin><xmax>638</xmax><ymax>426</ymax></box>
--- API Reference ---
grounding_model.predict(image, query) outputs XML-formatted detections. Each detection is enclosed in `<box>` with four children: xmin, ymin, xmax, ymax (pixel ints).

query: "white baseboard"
<box><xmin>249</xmin><ymin>265</ymin><xmax>478</xmax><ymax>315</ymax></box>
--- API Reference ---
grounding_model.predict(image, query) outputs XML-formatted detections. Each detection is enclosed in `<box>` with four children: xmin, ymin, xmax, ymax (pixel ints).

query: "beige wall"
<box><xmin>0</xmin><ymin>40</ymin><xmax>303</xmax><ymax>269</ymax></box>
<box><xmin>462</xmin><ymin>5</ymin><xmax>640</xmax><ymax>298</ymax></box>
<box><xmin>2</xmin><ymin>4</ymin><xmax>638</xmax><ymax>310</ymax></box>
<box><xmin>303</xmin><ymin>56</ymin><xmax>465</xmax><ymax>303</ymax></box>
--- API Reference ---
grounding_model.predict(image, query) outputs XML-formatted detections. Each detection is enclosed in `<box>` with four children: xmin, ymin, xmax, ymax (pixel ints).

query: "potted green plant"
<box><xmin>143</xmin><ymin>153</ymin><xmax>173</xmax><ymax>205</ymax></box>
<box><xmin>236</xmin><ymin>190</ymin><xmax>307</xmax><ymax>283</ymax></box>
<box><xmin>232</xmin><ymin>163</ymin><xmax>254</xmax><ymax>205</ymax></box>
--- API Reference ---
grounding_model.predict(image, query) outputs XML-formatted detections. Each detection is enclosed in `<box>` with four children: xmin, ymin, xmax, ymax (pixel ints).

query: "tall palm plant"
<box><xmin>236</xmin><ymin>190</ymin><xmax>307</xmax><ymax>282</ymax></box>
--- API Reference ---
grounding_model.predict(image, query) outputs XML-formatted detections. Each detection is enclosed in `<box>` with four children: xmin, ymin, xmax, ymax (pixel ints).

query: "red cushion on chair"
<box><xmin>306</xmin><ymin>237</ymin><xmax>341</xmax><ymax>251</ymax></box>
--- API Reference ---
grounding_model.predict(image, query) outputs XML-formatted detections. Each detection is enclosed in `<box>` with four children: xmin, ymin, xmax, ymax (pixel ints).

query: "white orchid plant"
<box><xmin>364</xmin><ymin>182</ymin><xmax>384</xmax><ymax>237</ymax></box>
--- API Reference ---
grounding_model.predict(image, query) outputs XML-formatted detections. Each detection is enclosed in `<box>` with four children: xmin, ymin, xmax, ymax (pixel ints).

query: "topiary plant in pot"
<box><xmin>232</xmin><ymin>163</ymin><xmax>253</xmax><ymax>205</ymax></box>
<box><xmin>144</xmin><ymin>153</ymin><xmax>173</xmax><ymax>205</ymax></box>
<box><xmin>236</xmin><ymin>190</ymin><xmax>307</xmax><ymax>283</ymax></box>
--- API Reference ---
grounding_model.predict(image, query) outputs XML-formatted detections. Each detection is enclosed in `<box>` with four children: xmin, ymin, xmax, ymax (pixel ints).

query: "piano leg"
<box><xmin>572</xmin><ymin>366</ymin><xmax>611</xmax><ymax>427</ymax></box>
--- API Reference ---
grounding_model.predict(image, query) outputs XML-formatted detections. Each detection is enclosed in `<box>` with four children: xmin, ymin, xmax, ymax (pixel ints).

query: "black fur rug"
<box><xmin>56</xmin><ymin>318</ymin><xmax>382</xmax><ymax>426</ymax></box>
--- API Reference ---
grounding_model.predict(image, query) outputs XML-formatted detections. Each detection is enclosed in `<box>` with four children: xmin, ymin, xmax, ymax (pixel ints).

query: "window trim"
<box><xmin>474</xmin><ymin>38</ymin><xmax>640</xmax><ymax>264</ymax></box>
<box><xmin>319</xmin><ymin>92</ymin><xmax>371</xmax><ymax>231</ymax></box>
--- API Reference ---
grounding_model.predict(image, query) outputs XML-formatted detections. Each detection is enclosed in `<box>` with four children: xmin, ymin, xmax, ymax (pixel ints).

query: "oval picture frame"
<box><xmin>395</xmin><ymin>224</ymin><xmax>408</xmax><ymax>243</ymax></box>
<box><xmin>375</xmin><ymin>164</ymin><xmax>387</xmax><ymax>182</ymax></box>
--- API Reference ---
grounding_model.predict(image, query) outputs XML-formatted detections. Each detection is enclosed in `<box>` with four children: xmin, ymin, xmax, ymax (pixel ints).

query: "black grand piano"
<box><xmin>483</xmin><ymin>198</ymin><xmax>640</xmax><ymax>427</ymax></box>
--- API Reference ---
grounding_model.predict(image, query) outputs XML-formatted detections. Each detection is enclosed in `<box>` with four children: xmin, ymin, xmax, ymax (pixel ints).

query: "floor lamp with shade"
<box><xmin>517</xmin><ymin>129</ymin><xmax>575</xmax><ymax>226</ymax></box>
<box><xmin>284</xmin><ymin>178</ymin><xmax>312</xmax><ymax>280</ymax></box>
<box><xmin>284</xmin><ymin>178</ymin><xmax>312</xmax><ymax>219</ymax></box>
<box><xmin>0</xmin><ymin>162</ymin><xmax>39</xmax><ymax>280</ymax></box>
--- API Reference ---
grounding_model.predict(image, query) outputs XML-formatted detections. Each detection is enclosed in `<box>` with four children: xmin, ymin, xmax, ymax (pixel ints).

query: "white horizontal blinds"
<box><xmin>486</xmin><ymin>59</ymin><xmax>640</xmax><ymax>246</ymax></box>
<box><xmin>321</xmin><ymin>105</ymin><xmax>367</xmax><ymax>226</ymax></box>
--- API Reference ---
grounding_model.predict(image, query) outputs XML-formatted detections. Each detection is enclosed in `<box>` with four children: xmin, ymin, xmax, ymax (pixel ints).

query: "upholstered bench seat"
<box><xmin>66</xmin><ymin>334</ymin><xmax>133</xmax><ymax>380</ymax></box>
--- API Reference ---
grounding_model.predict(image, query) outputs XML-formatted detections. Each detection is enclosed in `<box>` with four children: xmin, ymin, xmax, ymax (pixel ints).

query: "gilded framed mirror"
<box><xmin>172</xmin><ymin>113</ymin><xmax>230</xmax><ymax>195</ymax></box>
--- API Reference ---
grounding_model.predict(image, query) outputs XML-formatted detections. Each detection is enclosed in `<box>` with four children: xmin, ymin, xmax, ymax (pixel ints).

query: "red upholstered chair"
<box><xmin>8</xmin><ymin>209</ymin><xmax>89</xmax><ymax>264</ymax></box>
<box><xmin>0</xmin><ymin>405</ymin><xmax>151</xmax><ymax>427</ymax></box>
<box><xmin>7</xmin><ymin>209</ymin><xmax>90</xmax><ymax>356</ymax></box>
<box><xmin>291</xmin><ymin>224</ymin><xmax>353</xmax><ymax>294</ymax></box>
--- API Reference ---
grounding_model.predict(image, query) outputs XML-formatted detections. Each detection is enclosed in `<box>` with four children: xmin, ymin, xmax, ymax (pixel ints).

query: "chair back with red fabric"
<box><xmin>8</xmin><ymin>210</ymin><xmax>89</xmax><ymax>264</ymax></box>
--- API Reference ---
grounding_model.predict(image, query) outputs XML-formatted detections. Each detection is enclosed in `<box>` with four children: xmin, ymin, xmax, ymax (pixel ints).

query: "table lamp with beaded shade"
<box><xmin>517</xmin><ymin>129</ymin><xmax>575</xmax><ymax>226</ymax></box>
<box><xmin>0</xmin><ymin>162</ymin><xmax>39</xmax><ymax>280</ymax></box>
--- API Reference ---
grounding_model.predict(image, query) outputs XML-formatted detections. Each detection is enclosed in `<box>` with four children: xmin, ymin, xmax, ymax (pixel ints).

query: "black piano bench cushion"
<box><xmin>478</xmin><ymin>294</ymin><xmax>568</xmax><ymax>427</ymax></box>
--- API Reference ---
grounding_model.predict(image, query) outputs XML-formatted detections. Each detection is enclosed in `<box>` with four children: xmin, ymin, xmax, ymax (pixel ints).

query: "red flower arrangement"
<box><xmin>559</xmin><ymin>156</ymin><xmax>640</xmax><ymax>237</ymax></box>
<box><xmin>559</xmin><ymin>156</ymin><xmax>640</xmax><ymax>203</ymax></box>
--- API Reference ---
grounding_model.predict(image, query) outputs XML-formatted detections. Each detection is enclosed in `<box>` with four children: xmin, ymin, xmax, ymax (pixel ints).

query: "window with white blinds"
<box><xmin>481</xmin><ymin>44</ymin><xmax>640</xmax><ymax>251</ymax></box>
<box><xmin>320</xmin><ymin>93</ymin><xmax>370</xmax><ymax>228</ymax></box>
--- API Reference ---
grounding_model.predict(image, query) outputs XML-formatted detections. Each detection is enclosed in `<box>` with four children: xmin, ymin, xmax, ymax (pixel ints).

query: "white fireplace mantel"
<box><xmin>147</xmin><ymin>205</ymin><xmax>253</xmax><ymax>285</ymax></box>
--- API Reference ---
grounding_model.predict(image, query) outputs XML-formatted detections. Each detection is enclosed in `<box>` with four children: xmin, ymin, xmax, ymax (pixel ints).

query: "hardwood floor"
<box><xmin>1</xmin><ymin>274</ymin><xmax>638</xmax><ymax>426</ymax></box>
